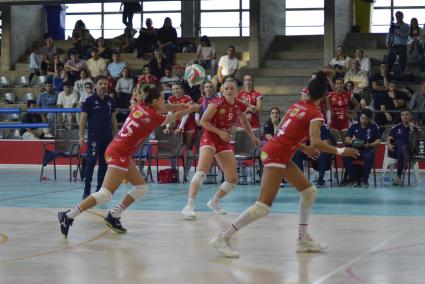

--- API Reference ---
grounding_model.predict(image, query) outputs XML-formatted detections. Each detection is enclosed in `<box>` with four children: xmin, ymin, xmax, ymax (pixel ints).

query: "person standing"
<box><xmin>386</xmin><ymin>11</ymin><xmax>409</xmax><ymax>73</ymax></box>
<box><xmin>79</xmin><ymin>76</ymin><xmax>118</xmax><ymax>199</ymax></box>
<box><xmin>237</xmin><ymin>74</ymin><xmax>262</xmax><ymax>130</ymax></box>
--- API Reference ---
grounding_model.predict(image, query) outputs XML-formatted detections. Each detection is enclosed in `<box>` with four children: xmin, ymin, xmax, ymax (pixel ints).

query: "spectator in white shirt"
<box><xmin>57</xmin><ymin>81</ymin><xmax>79</xmax><ymax>128</ymax></box>
<box><xmin>354</xmin><ymin>48</ymin><xmax>371</xmax><ymax>76</ymax></box>
<box><xmin>217</xmin><ymin>45</ymin><xmax>239</xmax><ymax>85</ymax></box>
<box><xmin>196</xmin><ymin>35</ymin><xmax>217</xmax><ymax>77</ymax></box>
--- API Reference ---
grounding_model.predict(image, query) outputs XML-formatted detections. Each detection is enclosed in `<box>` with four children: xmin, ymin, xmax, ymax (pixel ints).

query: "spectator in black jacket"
<box><xmin>156</xmin><ymin>17</ymin><xmax>178</xmax><ymax>62</ymax></box>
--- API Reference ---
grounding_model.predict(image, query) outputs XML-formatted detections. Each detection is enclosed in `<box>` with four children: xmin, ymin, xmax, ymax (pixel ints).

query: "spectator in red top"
<box><xmin>237</xmin><ymin>74</ymin><xmax>263</xmax><ymax>130</ymax></box>
<box><xmin>136</xmin><ymin>64</ymin><xmax>158</xmax><ymax>87</ymax></box>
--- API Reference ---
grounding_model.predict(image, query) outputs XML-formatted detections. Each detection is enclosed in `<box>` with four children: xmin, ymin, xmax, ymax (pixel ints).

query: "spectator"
<box><xmin>64</xmin><ymin>50</ymin><xmax>86</xmax><ymax>85</ymax></box>
<box><xmin>79</xmin><ymin>75</ymin><xmax>118</xmax><ymax>199</ymax></box>
<box><xmin>360</xmin><ymin>88</ymin><xmax>375</xmax><ymax>111</ymax></box>
<box><xmin>344</xmin><ymin>59</ymin><xmax>368</xmax><ymax>101</ymax></box>
<box><xmin>159</xmin><ymin>65</ymin><xmax>180</xmax><ymax>85</ymax></box>
<box><xmin>37</xmin><ymin>81</ymin><xmax>57</xmax><ymax>138</ymax></box>
<box><xmin>293</xmin><ymin>124</ymin><xmax>336</xmax><ymax>187</ymax></box>
<box><xmin>115</xmin><ymin>67</ymin><xmax>134</xmax><ymax>110</ymax></box>
<box><xmin>29</xmin><ymin>43</ymin><xmax>42</xmax><ymax>83</ymax></box>
<box><xmin>107</xmin><ymin>51</ymin><xmax>127</xmax><ymax>80</ymax></box>
<box><xmin>409</xmin><ymin>81</ymin><xmax>425</xmax><ymax>125</ymax></box>
<box><xmin>156</xmin><ymin>17</ymin><xmax>178</xmax><ymax>62</ymax></box>
<box><xmin>57</xmin><ymin>81</ymin><xmax>79</xmax><ymax>128</ymax></box>
<box><xmin>195</xmin><ymin>81</ymin><xmax>218</xmax><ymax>126</ymax></box>
<box><xmin>149</xmin><ymin>48</ymin><xmax>168</xmax><ymax>80</ymax></box>
<box><xmin>40</xmin><ymin>33</ymin><xmax>58</xmax><ymax>75</ymax></box>
<box><xmin>135</xmin><ymin>18</ymin><xmax>157</xmax><ymax>58</ymax></box>
<box><xmin>354</xmin><ymin>48</ymin><xmax>371</xmax><ymax>76</ymax></box>
<box><xmin>237</xmin><ymin>74</ymin><xmax>263</xmax><ymax>130</ymax></box>
<box><xmin>161</xmin><ymin>82</ymin><xmax>173</xmax><ymax>101</ymax></box>
<box><xmin>97</xmin><ymin>37</ymin><xmax>113</xmax><ymax>63</ymax></box>
<box><xmin>136</xmin><ymin>64</ymin><xmax>158</xmax><ymax>87</ymax></box>
<box><xmin>47</xmin><ymin>54</ymin><xmax>64</xmax><ymax>78</ymax></box>
<box><xmin>386</xmin><ymin>108</ymin><xmax>420</xmax><ymax>185</ymax></box>
<box><xmin>20</xmin><ymin>100</ymin><xmax>43</xmax><ymax>139</ymax></box>
<box><xmin>370</xmin><ymin>63</ymin><xmax>391</xmax><ymax>111</ymax></box>
<box><xmin>130</xmin><ymin>85</ymin><xmax>149</xmax><ymax>109</ymax></box>
<box><xmin>263</xmin><ymin>107</ymin><xmax>281</xmax><ymax>141</ymax></box>
<box><xmin>326</xmin><ymin>78</ymin><xmax>360</xmax><ymax>143</ymax></box>
<box><xmin>120</xmin><ymin>0</ymin><xmax>141</xmax><ymax>28</ymax></box>
<box><xmin>329</xmin><ymin>45</ymin><xmax>351</xmax><ymax>78</ymax></box>
<box><xmin>78</xmin><ymin>81</ymin><xmax>94</xmax><ymax>106</ymax></box>
<box><xmin>52</xmin><ymin>69</ymin><xmax>70</xmax><ymax>93</ymax></box>
<box><xmin>216</xmin><ymin>45</ymin><xmax>239</xmax><ymax>86</ymax></box>
<box><xmin>86</xmin><ymin>47</ymin><xmax>106</xmax><ymax>78</ymax></box>
<box><xmin>119</xmin><ymin>26</ymin><xmax>135</xmax><ymax>53</ymax></box>
<box><xmin>378</xmin><ymin>81</ymin><xmax>409</xmax><ymax>127</ymax></box>
<box><xmin>407</xmin><ymin>18</ymin><xmax>423</xmax><ymax>64</ymax></box>
<box><xmin>197</xmin><ymin>35</ymin><xmax>217</xmax><ymax>77</ymax></box>
<box><xmin>73</xmin><ymin>69</ymin><xmax>93</xmax><ymax>100</ymax></box>
<box><xmin>103</xmin><ymin>70</ymin><xmax>117</xmax><ymax>98</ymax></box>
<box><xmin>386</xmin><ymin>11</ymin><xmax>409</xmax><ymax>73</ymax></box>
<box><xmin>69</xmin><ymin>20</ymin><xmax>95</xmax><ymax>60</ymax></box>
<box><xmin>343</xmin><ymin>109</ymin><xmax>381</xmax><ymax>187</ymax></box>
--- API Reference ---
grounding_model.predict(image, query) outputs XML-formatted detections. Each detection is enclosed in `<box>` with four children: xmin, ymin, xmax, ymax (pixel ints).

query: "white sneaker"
<box><xmin>207</xmin><ymin>199</ymin><xmax>226</xmax><ymax>215</ymax></box>
<box><xmin>181</xmin><ymin>205</ymin><xmax>196</xmax><ymax>220</ymax></box>
<box><xmin>210</xmin><ymin>234</ymin><xmax>239</xmax><ymax>258</ymax></box>
<box><xmin>296</xmin><ymin>234</ymin><xmax>327</xmax><ymax>252</ymax></box>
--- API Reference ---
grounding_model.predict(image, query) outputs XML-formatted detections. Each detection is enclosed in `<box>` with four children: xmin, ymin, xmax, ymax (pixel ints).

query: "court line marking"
<box><xmin>0</xmin><ymin>207</ymin><xmax>110</xmax><ymax>265</ymax></box>
<box><xmin>311</xmin><ymin>231</ymin><xmax>404</xmax><ymax>284</ymax></box>
<box><xmin>0</xmin><ymin>233</ymin><xmax>8</xmax><ymax>245</ymax></box>
<box><xmin>0</xmin><ymin>187</ymin><xmax>82</xmax><ymax>202</ymax></box>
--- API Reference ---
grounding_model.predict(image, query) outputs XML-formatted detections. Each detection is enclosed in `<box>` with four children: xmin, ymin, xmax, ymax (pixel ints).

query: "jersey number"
<box><xmin>277</xmin><ymin>118</ymin><xmax>291</xmax><ymax>137</ymax></box>
<box><xmin>119</xmin><ymin>119</ymin><xmax>140</xmax><ymax>137</ymax></box>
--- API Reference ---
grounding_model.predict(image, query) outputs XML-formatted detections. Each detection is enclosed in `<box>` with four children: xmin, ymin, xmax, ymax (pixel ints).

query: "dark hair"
<box><xmin>360</xmin><ymin>108</ymin><xmax>373</xmax><ymax>119</ymax></box>
<box><xmin>63</xmin><ymin>81</ymin><xmax>71</xmax><ymax>87</ymax></box>
<box><xmin>143</xmin><ymin>64</ymin><xmax>150</xmax><ymax>70</ymax></box>
<box><xmin>164</xmin><ymin>65</ymin><xmax>172</xmax><ymax>71</ymax></box>
<box><xmin>314</xmin><ymin>71</ymin><xmax>327</xmax><ymax>85</ymax></box>
<box><xmin>144</xmin><ymin>87</ymin><xmax>162</xmax><ymax>105</ymax></box>
<box><xmin>95</xmin><ymin>75</ymin><xmax>108</xmax><ymax>83</ymax></box>
<box><xmin>31</xmin><ymin>43</ymin><xmax>39</xmax><ymax>52</ymax></box>
<box><xmin>269</xmin><ymin>107</ymin><xmax>280</xmax><ymax>115</ymax></box>
<box><xmin>400</xmin><ymin>108</ymin><xmax>412</xmax><ymax>114</ymax></box>
<box><xmin>200</xmin><ymin>35</ymin><xmax>211</xmax><ymax>47</ymax></box>
<box><xmin>44</xmin><ymin>33</ymin><xmax>52</xmax><ymax>40</ymax></box>
<box><xmin>228</xmin><ymin>45</ymin><xmax>235</xmax><ymax>50</ymax></box>
<box><xmin>84</xmin><ymin>82</ymin><xmax>93</xmax><ymax>87</ymax></box>
<box><xmin>26</xmin><ymin>99</ymin><xmax>36</xmax><ymax>108</ymax></box>
<box><xmin>307</xmin><ymin>77</ymin><xmax>327</xmax><ymax>100</ymax></box>
<box><xmin>142</xmin><ymin>85</ymin><xmax>151</xmax><ymax>93</ymax></box>
<box><xmin>112</xmin><ymin>50</ymin><xmax>120</xmax><ymax>55</ymax></box>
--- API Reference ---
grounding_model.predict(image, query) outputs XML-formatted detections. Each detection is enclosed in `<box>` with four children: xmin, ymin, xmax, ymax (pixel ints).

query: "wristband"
<box><xmin>336</xmin><ymin>147</ymin><xmax>345</xmax><ymax>155</ymax></box>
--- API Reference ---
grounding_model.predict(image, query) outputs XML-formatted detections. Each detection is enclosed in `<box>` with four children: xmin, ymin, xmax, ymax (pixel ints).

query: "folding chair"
<box><xmin>133</xmin><ymin>137</ymin><xmax>153</xmax><ymax>182</ymax></box>
<box><xmin>40</xmin><ymin>129</ymin><xmax>80</xmax><ymax>181</ymax></box>
<box><xmin>382</xmin><ymin>145</ymin><xmax>420</xmax><ymax>185</ymax></box>
<box><xmin>151</xmin><ymin>129</ymin><xmax>185</xmax><ymax>183</ymax></box>
<box><xmin>0</xmin><ymin>75</ymin><xmax>11</xmax><ymax>88</ymax></box>
<box><xmin>14</xmin><ymin>75</ymin><xmax>29</xmax><ymax>87</ymax></box>
<box><xmin>234</xmin><ymin>129</ymin><xmax>261</xmax><ymax>184</ymax></box>
<box><xmin>403</xmin><ymin>132</ymin><xmax>425</xmax><ymax>186</ymax></box>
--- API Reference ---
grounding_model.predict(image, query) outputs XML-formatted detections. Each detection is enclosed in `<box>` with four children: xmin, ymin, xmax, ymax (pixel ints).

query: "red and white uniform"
<box><xmin>168</xmin><ymin>94</ymin><xmax>196</xmax><ymax>132</ymax></box>
<box><xmin>105</xmin><ymin>103</ymin><xmax>166</xmax><ymax>170</ymax></box>
<box><xmin>328</xmin><ymin>91</ymin><xmax>351</xmax><ymax>131</ymax></box>
<box><xmin>302</xmin><ymin>87</ymin><xmax>326</xmax><ymax>116</ymax></box>
<box><xmin>200</xmin><ymin>97</ymin><xmax>247</xmax><ymax>154</ymax></box>
<box><xmin>236</xmin><ymin>90</ymin><xmax>262</xmax><ymax>129</ymax></box>
<box><xmin>261</xmin><ymin>100</ymin><xmax>324</xmax><ymax>168</ymax></box>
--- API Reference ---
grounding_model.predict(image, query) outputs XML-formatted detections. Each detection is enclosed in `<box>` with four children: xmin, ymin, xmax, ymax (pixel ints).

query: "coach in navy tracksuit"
<box><xmin>343</xmin><ymin>109</ymin><xmax>381</xmax><ymax>187</ymax></box>
<box><xmin>79</xmin><ymin>76</ymin><xmax>118</xmax><ymax>199</ymax></box>
<box><xmin>386</xmin><ymin>108</ymin><xmax>420</xmax><ymax>185</ymax></box>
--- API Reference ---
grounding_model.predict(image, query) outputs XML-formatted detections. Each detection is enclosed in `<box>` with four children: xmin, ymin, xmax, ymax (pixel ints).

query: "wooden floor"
<box><xmin>1</xmin><ymin>167</ymin><xmax>425</xmax><ymax>283</ymax></box>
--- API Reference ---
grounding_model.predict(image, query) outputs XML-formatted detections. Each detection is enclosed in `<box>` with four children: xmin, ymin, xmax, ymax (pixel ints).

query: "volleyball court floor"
<box><xmin>1</xmin><ymin>166</ymin><xmax>425</xmax><ymax>284</ymax></box>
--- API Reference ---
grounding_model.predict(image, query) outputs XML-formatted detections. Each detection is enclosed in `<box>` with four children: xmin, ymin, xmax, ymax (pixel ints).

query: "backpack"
<box><xmin>158</xmin><ymin>168</ymin><xmax>179</xmax><ymax>183</ymax></box>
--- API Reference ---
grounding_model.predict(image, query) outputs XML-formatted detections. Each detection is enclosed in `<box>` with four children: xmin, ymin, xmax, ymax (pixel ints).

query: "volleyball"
<box><xmin>184</xmin><ymin>64</ymin><xmax>206</xmax><ymax>87</ymax></box>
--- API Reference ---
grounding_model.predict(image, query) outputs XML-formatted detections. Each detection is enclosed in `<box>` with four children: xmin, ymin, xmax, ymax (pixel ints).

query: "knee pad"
<box><xmin>300</xmin><ymin>186</ymin><xmax>317</xmax><ymax>207</ymax></box>
<box><xmin>92</xmin><ymin>187</ymin><xmax>113</xmax><ymax>205</ymax></box>
<box><xmin>128</xmin><ymin>184</ymin><xmax>148</xmax><ymax>201</ymax></box>
<box><xmin>190</xmin><ymin>171</ymin><xmax>206</xmax><ymax>186</ymax></box>
<box><xmin>219</xmin><ymin>181</ymin><xmax>236</xmax><ymax>193</ymax></box>
<box><xmin>247</xmin><ymin>201</ymin><xmax>271</xmax><ymax>220</ymax></box>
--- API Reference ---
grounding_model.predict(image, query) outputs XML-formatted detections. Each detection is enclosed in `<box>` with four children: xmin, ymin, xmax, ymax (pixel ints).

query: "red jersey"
<box><xmin>107</xmin><ymin>104</ymin><xmax>166</xmax><ymax>156</ymax></box>
<box><xmin>168</xmin><ymin>94</ymin><xmax>195</xmax><ymax>131</ymax></box>
<box><xmin>328</xmin><ymin>91</ymin><xmax>351</xmax><ymax>121</ymax></box>
<box><xmin>202</xmin><ymin>97</ymin><xmax>247</xmax><ymax>144</ymax></box>
<box><xmin>136</xmin><ymin>74</ymin><xmax>158</xmax><ymax>85</ymax></box>
<box><xmin>198</xmin><ymin>95</ymin><xmax>217</xmax><ymax>117</ymax></box>
<box><xmin>302</xmin><ymin>87</ymin><xmax>326</xmax><ymax>116</ymax></box>
<box><xmin>237</xmin><ymin>90</ymin><xmax>263</xmax><ymax>129</ymax></box>
<box><xmin>262</xmin><ymin>100</ymin><xmax>324</xmax><ymax>165</ymax></box>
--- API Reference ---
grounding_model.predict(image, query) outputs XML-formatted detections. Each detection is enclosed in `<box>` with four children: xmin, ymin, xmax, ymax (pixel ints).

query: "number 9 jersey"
<box><xmin>261</xmin><ymin>100</ymin><xmax>324</xmax><ymax>168</ymax></box>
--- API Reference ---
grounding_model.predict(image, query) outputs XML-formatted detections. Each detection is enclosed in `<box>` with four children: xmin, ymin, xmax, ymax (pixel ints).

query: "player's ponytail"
<box><xmin>144</xmin><ymin>87</ymin><xmax>162</xmax><ymax>105</ymax></box>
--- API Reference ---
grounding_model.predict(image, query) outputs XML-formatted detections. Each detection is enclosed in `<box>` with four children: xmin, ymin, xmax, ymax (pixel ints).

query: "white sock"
<box><xmin>111</xmin><ymin>203</ymin><xmax>126</xmax><ymax>218</ymax></box>
<box><xmin>220</xmin><ymin>208</ymin><xmax>255</xmax><ymax>238</ymax></box>
<box><xmin>299</xmin><ymin>224</ymin><xmax>308</xmax><ymax>240</ymax></box>
<box><xmin>66</xmin><ymin>205</ymin><xmax>82</xmax><ymax>219</ymax></box>
<box><xmin>299</xmin><ymin>192</ymin><xmax>313</xmax><ymax>240</ymax></box>
<box><xmin>212</xmin><ymin>192</ymin><xmax>221</xmax><ymax>204</ymax></box>
<box><xmin>187</xmin><ymin>197</ymin><xmax>195</xmax><ymax>208</ymax></box>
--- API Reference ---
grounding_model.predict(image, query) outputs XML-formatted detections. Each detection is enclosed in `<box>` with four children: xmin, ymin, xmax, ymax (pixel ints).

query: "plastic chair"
<box><xmin>403</xmin><ymin>133</ymin><xmax>425</xmax><ymax>186</ymax></box>
<box><xmin>0</xmin><ymin>75</ymin><xmax>11</xmax><ymax>88</ymax></box>
<box><xmin>234</xmin><ymin>129</ymin><xmax>261</xmax><ymax>184</ymax></box>
<box><xmin>381</xmin><ymin>145</ymin><xmax>420</xmax><ymax>185</ymax></box>
<box><xmin>151</xmin><ymin>129</ymin><xmax>185</xmax><ymax>183</ymax></box>
<box><xmin>40</xmin><ymin>129</ymin><xmax>80</xmax><ymax>182</ymax></box>
<box><xmin>133</xmin><ymin>137</ymin><xmax>153</xmax><ymax>182</ymax></box>
<box><xmin>14</xmin><ymin>76</ymin><xmax>29</xmax><ymax>87</ymax></box>
<box><xmin>30</xmin><ymin>75</ymin><xmax>48</xmax><ymax>87</ymax></box>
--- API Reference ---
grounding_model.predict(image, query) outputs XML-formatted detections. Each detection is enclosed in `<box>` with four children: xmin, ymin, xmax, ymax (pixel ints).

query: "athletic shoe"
<box><xmin>104</xmin><ymin>212</ymin><xmax>127</xmax><ymax>233</ymax></box>
<box><xmin>296</xmin><ymin>234</ymin><xmax>327</xmax><ymax>252</ymax></box>
<box><xmin>58</xmin><ymin>210</ymin><xmax>73</xmax><ymax>239</ymax></box>
<box><xmin>207</xmin><ymin>199</ymin><xmax>226</xmax><ymax>215</ymax></box>
<box><xmin>316</xmin><ymin>179</ymin><xmax>325</xmax><ymax>188</ymax></box>
<box><xmin>181</xmin><ymin>205</ymin><xmax>196</xmax><ymax>220</ymax></box>
<box><xmin>361</xmin><ymin>181</ymin><xmax>369</xmax><ymax>188</ymax></box>
<box><xmin>210</xmin><ymin>234</ymin><xmax>240</xmax><ymax>258</ymax></box>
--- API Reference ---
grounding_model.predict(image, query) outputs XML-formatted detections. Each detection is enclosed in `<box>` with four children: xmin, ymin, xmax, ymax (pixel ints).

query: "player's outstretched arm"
<box><xmin>163</xmin><ymin>104</ymin><xmax>200</xmax><ymax>126</ymax></box>
<box><xmin>239</xmin><ymin>112</ymin><xmax>260</xmax><ymax>147</ymax></box>
<box><xmin>163</xmin><ymin>103</ymin><xmax>190</xmax><ymax>112</ymax></box>
<box><xmin>309</xmin><ymin>120</ymin><xmax>359</xmax><ymax>158</ymax></box>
